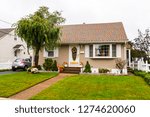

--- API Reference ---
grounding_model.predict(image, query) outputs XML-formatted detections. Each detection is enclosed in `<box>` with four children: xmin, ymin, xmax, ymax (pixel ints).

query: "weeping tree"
<box><xmin>15</xmin><ymin>6</ymin><xmax>65</xmax><ymax>66</ymax></box>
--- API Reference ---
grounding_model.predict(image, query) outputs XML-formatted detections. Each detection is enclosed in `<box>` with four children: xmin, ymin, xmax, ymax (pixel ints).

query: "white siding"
<box><xmin>116</xmin><ymin>44</ymin><xmax>121</xmax><ymax>58</ymax></box>
<box><xmin>43</xmin><ymin>48</ymin><xmax>59</xmax><ymax>58</ymax></box>
<box><xmin>85</xmin><ymin>45</ymin><xmax>89</xmax><ymax>58</ymax></box>
<box><xmin>0</xmin><ymin>30</ymin><xmax>30</xmax><ymax>63</ymax></box>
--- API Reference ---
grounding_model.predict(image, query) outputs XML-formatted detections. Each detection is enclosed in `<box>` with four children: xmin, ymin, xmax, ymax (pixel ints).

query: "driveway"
<box><xmin>0</xmin><ymin>71</ymin><xmax>17</xmax><ymax>75</ymax></box>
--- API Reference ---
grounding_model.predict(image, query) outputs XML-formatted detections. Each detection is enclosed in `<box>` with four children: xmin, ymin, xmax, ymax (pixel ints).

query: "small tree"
<box><xmin>51</xmin><ymin>60</ymin><xmax>58</xmax><ymax>71</ymax></box>
<box><xmin>116</xmin><ymin>59</ymin><xmax>126</xmax><ymax>74</ymax></box>
<box><xmin>15</xmin><ymin>6</ymin><xmax>65</xmax><ymax>67</ymax></box>
<box><xmin>83</xmin><ymin>61</ymin><xmax>92</xmax><ymax>73</ymax></box>
<box><xmin>43</xmin><ymin>58</ymin><xmax>53</xmax><ymax>71</ymax></box>
<box><xmin>133</xmin><ymin>29</ymin><xmax>150</xmax><ymax>61</ymax></box>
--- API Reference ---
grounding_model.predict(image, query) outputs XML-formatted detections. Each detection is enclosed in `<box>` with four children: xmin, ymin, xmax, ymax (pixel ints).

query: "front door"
<box><xmin>69</xmin><ymin>45</ymin><xmax>80</xmax><ymax>67</ymax></box>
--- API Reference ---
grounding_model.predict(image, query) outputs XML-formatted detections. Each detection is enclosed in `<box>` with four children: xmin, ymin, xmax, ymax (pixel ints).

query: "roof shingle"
<box><xmin>60</xmin><ymin>22</ymin><xmax>128</xmax><ymax>44</ymax></box>
<box><xmin>0</xmin><ymin>28</ymin><xmax>14</xmax><ymax>38</ymax></box>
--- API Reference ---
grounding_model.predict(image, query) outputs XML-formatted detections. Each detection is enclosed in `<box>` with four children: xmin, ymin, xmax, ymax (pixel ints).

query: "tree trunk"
<box><xmin>34</xmin><ymin>49</ymin><xmax>39</xmax><ymax>67</ymax></box>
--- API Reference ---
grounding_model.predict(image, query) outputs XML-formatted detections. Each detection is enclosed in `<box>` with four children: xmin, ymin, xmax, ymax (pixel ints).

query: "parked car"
<box><xmin>12</xmin><ymin>58</ymin><xmax>31</xmax><ymax>71</ymax></box>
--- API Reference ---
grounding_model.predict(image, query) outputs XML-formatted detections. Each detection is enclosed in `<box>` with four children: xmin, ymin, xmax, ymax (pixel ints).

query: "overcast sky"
<box><xmin>0</xmin><ymin>0</ymin><xmax>150</xmax><ymax>40</ymax></box>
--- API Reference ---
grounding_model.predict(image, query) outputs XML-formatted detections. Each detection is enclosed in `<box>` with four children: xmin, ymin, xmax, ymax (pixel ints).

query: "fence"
<box><xmin>0</xmin><ymin>62</ymin><xmax>12</xmax><ymax>70</ymax></box>
<box><xmin>130</xmin><ymin>59</ymin><xmax>150</xmax><ymax>72</ymax></box>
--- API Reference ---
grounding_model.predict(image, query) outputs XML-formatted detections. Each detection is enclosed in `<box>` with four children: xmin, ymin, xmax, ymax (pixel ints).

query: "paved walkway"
<box><xmin>0</xmin><ymin>97</ymin><xmax>12</xmax><ymax>100</ymax></box>
<box><xmin>9</xmin><ymin>73</ymin><xmax>73</xmax><ymax>100</ymax></box>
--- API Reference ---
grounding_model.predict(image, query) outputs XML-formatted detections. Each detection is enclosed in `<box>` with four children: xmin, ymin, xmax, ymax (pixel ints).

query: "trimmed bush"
<box><xmin>43</xmin><ymin>58</ymin><xmax>53</xmax><ymax>71</ymax></box>
<box><xmin>37</xmin><ymin>65</ymin><xmax>42</xmax><ymax>70</ymax></box>
<box><xmin>83</xmin><ymin>61</ymin><xmax>91</xmax><ymax>73</ymax></box>
<box><xmin>51</xmin><ymin>60</ymin><xmax>58</xmax><ymax>71</ymax></box>
<box><xmin>99</xmin><ymin>68</ymin><xmax>110</xmax><ymax>73</ymax></box>
<box><xmin>144</xmin><ymin>74</ymin><xmax>150</xmax><ymax>85</ymax></box>
<box><xmin>133</xmin><ymin>70</ymin><xmax>150</xmax><ymax>85</ymax></box>
<box><xmin>133</xmin><ymin>70</ymin><xmax>146</xmax><ymax>77</ymax></box>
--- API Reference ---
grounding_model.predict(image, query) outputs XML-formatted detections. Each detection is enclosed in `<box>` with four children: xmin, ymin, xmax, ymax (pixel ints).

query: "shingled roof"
<box><xmin>60</xmin><ymin>22</ymin><xmax>128</xmax><ymax>44</ymax></box>
<box><xmin>0</xmin><ymin>28</ymin><xmax>14</xmax><ymax>38</ymax></box>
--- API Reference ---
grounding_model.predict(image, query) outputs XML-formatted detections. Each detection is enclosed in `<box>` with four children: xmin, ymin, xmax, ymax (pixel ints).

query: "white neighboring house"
<box><xmin>0</xmin><ymin>28</ymin><xmax>31</xmax><ymax>69</ymax></box>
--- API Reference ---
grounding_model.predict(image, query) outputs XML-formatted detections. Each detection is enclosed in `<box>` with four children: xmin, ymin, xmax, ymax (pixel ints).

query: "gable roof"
<box><xmin>60</xmin><ymin>22</ymin><xmax>128</xmax><ymax>44</ymax></box>
<box><xmin>0</xmin><ymin>28</ymin><xmax>14</xmax><ymax>38</ymax></box>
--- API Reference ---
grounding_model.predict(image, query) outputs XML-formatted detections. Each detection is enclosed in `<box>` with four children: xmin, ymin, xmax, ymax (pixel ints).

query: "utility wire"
<box><xmin>0</xmin><ymin>19</ymin><xmax>12</xmax><ymax>25</ymax></box>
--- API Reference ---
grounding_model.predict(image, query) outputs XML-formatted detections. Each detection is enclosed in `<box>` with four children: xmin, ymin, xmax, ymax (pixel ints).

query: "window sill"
<box><xmin>89</xmin><ymin>56</ymin><xmax>118</xmax><ymax>59</ymax></box>
<box><xmin>45</xmin><ymin>56</ymin><xmax>56</xmax><ymax>58</ymax></box>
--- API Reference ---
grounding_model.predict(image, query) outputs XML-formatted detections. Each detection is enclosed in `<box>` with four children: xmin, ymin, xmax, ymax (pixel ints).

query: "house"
<box><xmin>38</xmin><ymin>22</ymin><xmax>130</xmax><ymax>74</ymax></box>
<box><xmin>0</xmin><ymin>28</ymin><xmax>31</xmax><ymax>69</ymax></box>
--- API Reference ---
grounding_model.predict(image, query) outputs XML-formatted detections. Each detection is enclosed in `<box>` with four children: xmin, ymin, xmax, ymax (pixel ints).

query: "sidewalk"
<box><xmin>9</xmin><ymin>73</ymin><xmax>73</xmax><ymax>100</ymax></box>
<box><xmin>0</xmin><ymin>97</ymin><xmax>11</xmax><ymax>100</ymax></box>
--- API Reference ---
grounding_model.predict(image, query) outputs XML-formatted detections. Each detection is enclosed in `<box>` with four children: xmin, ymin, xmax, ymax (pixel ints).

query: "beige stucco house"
<box><xmin>39</xmin><ymin>22</ymin><xmax>130</xmax><ymax>74</ymax></box>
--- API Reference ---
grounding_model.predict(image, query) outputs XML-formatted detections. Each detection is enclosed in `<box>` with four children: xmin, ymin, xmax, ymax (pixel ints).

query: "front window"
<box><xmin>47</xmin><ymin>50</ymin><xmax>54</xmax><ymax>57</ymax></box>
<box><xmin>95</xmin><ymin>45</ymin><xmax>110</xmax><ymax>57</ymax></box>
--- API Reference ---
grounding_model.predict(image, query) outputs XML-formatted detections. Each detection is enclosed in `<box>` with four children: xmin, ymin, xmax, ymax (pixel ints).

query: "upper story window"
<box><xmin>95</xmin><ymin>45</ymin><xmax>110</xmax><ymax>57</ymax></box>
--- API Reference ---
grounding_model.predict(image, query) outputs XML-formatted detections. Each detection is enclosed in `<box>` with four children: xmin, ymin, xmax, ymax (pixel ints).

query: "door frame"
<box><xmin>69</xmin><ymin>45</ymin><xmax>80</xmax><ymax>67</ymax></box>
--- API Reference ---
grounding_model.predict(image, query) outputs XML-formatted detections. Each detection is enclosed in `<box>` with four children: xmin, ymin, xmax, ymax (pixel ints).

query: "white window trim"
<box><xmin>43</xmin><ymin>47</ymin><xmax>59</xmax><ymax>58</ymax></box>
<box><xmin>87</xmin><ymin>44</ymin><xmax>120</xmax><ymax>59</ymax></box>
<box><xmin>85</xmin><ymin>45</ymin><xmax>89</xmax><ymax>58</ymax></box>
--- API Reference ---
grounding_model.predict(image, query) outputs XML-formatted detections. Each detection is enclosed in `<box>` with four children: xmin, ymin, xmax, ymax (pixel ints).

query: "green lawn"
<box><xmin>31</xmin><ymin>74</ymin><xmax>150</xmax><ymax>100</ymax></box>
<box><xmin>0</xmin><ymin>72</ymin><xmax>58</xmax><ymax>97</ymax></box>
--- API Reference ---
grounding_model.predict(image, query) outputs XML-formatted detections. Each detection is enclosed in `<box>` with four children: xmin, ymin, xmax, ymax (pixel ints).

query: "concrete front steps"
<box><xmin>62</xmin><ymin>67</ymin><xmax>81</xmax><ymax>74</ymax></box>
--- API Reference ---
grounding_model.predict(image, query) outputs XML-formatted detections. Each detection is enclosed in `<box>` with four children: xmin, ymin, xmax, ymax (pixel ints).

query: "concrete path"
<box><xmin>9</xmin><ymin>73</ymin><xmax>73</xmax><ymax>100</ymax></box>
<box><xmin>0</xmin><ymin>97</ymin><xmax>12</xmax><ymax>100</ymax></box>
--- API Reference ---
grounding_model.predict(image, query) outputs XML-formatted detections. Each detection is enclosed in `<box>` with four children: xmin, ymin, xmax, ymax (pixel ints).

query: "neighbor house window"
<box><xmin>89</xmin><ymin>45</ymin><xmax>93</xmax><ymax>57</ymax></box>
<box><xmin>112</xmin><ymin>44</ymin><xmax>116</xmax><ymax>57</ymax></box>
<box><xmin>95</xmin><ymin>45</ymin><xmax>110</xmax><ymax>57</ymax></box>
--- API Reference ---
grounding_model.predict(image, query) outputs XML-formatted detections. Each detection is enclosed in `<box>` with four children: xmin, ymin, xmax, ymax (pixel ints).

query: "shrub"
<box><xmin>115</xmin><ymin>59</ymin><xmax>126</xmax><ymax>74</ymax></box>
<box><xmin>83</xmin><ymin>61</ymin><xmax>91</xmax><ymax>73</ymax></box>
<box><xmin>144</xmin><ymin>74</ymin><xmax>150</xmax><ymax>85</ymax></box>
<box><xmin>133</xmin><ymin>70</ymin><xmax>150</xmax><ymax>85</ymax></box>
<box><xmin>99</xmin><ymin>68</ymin><xmax>110</xmax><ymax>73</ymax></box>
<box><xmin>37</xmin><ymin>65</ymin><xmax>42</xmax><ymax>70</ymax></box>
<box><xmin>133</xmin><ymin>70</ymin><xmax>146</xmax><ymax>77</ymax></box>
<box><xmin>43</xmin><ymin>58</ymin><xmax>53</xmax><ymax>71</ymax></box>
<box><xmin>51</xmin><ymin>60</ymin><xmax>58</xmax><ymax>71</ymax></box>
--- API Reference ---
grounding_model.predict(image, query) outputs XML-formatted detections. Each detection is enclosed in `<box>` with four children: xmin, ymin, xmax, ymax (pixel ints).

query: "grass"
<box><xmin>31</xmin><ymin>74</ymin><xmax>150</xmax><ymax>100</ymax></box>
<box><xmin>0</xmin><ymin>72</ymin><xmax>58</xmax><ymax>97</ymax></box>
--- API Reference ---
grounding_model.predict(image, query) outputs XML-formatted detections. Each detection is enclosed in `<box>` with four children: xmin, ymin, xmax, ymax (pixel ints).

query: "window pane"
<box><xmin>89</xmin><ymin>45</ymin><xmax>93</xmax><ymax>57</ymax></box>
<box><xmin>112</xmin><ymin>44</ymin><xmax>116</xmax><ymax>57</ymax></box>
<box><xmin>95</xmin><ymin>45</ymin><xmax>110</xmax><ymax>57</ymax></box>
<box><xmin>47</xmin><ymin>51</ymin><xmax>54</xmax><ymax>57</ymax></box>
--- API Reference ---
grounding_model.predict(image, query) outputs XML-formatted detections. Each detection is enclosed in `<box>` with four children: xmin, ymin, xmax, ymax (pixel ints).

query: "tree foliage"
<box><xmin>133</xmin><ymin>29</ymin><xmax>150</xmax><ymax>60</ymax></box>
<box><xmin>131</xmin><ymin>49</ymin><xmax>147</xmax><ymax>61</ymax></box>
<box><xmin>15</xmin><ymin>6</ymin><xmax>65</xmax><ymax>66</ymax></box>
